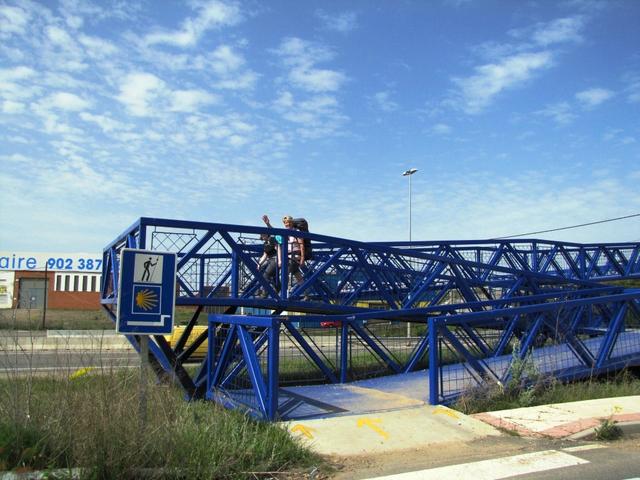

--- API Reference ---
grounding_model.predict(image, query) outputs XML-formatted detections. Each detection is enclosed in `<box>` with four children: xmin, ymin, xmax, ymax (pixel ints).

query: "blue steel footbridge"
<box><xmin>101</xmin><ymin>217</ymin><xmax>640</xmax><ymax>420</ymax></box>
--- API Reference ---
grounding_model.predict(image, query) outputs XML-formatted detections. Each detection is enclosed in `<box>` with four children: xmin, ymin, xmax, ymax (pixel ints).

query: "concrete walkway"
<box><xmin>473</xmin><ymin>395</ymin><xmax>640</xmax><ymax>439</ymax></box>
<box><xmin>285</xmin><ymin>396</ymin><xmax>640</xmax><ymax>456</ymax></box>
<box><xmin>284</xmin><ymin>404</ymin><xmax>500</xmax><ymax>456</ymax></box>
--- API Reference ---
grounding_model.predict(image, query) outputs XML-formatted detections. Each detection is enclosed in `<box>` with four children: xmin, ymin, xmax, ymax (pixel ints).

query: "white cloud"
<box><xmin>42</xmin><ymin>24</ymin><xmax>88</xmax><ymax>71</ymax></box>
<box><xmin>38</xmin><ymin>92</ymin><xmax>91</xmax><ymax>111</ymax></box>
<box><xmin>274</xmin><ymin>91</ymin><xmax>347</xmax><ymax>138</ymax></box>
<box><xmin>275</xmin><ymin>37</ymin><xmax>346</xmax><ymax>92</ymax></box>
<box><xmin>276</xmin><ymin>37</ymin><xmax>333</xmax><ymax>67</ymax></box>
<box><xmin>0</xmin><ymin>5</ymin><xmax>30</xmax><ymax>37</ymax></box>
<box><xmin>65</xmin><ymin>14</ymin><xmax>83</xmax><ymax>29</ymax></box>
<box><xmin>215</xmin><ymin>71</ymin><xmax>258</xmax><ymax>90</ymax></box>
<box><xmin>602</xmin><ymin>128</ymin><xmax>637</xmax><ymax>146</ymax></box>
<box><xmin>536</xmin><ymin>102</ymin><xmax>576</xmax><ymax>124</ymax></box>
<box><xmin>144</xmin><ymin>0</ymin><xmax>242</xmax><ymax>48</ymax></box>
<box><xmin>0</xmin><ymin>153</ymin><xmax>30</xmax><ymax>163</ymax></box>
<box><xmin>0</xmin><ymin>66</ymin><xmax>39</xmax><ymax>101</ymax></box>
<box><xmin>275</xmin><ymin>91</ymin><xmax>294</xmax><ymax>109</ymax></box>
<box><xmin>289</xmin><ymin>67</ymin><xmax>346</xmax><ymax>92</ymax></box>
<box><xmin>575</xmin><ymin>87</ymin><xmax>613</xmax><ymax>108</ymax></box>
<box><xmin>46</xmin><ymin>25</ymin><xmax>76</xmax><ymax>49</ymax></box>
<box><xmin>0</xmin><ymin>66</ymin><xmax>36</xmax><ymax>82</ymax></box>
<box><xmin>116</xmin><ymin>72</ymin><xmax>165</xmax><ymax>116</ymax></box>
<box><xmin>79</xmin><ymin>112</ymin><xmax>131</xmax><ymax>133</ymax></box>
<box><xmin>532</xmin><ymin>16</ymin><xmax>585</xmax><ymax>46</ymax></box>
<box><xmin>431</xmin><ymin>123</ymin><xmax>452</xmax><ymax>135</ymax></box>
<box><xmin>169</xmin><ymin>89</ymin><xmax>219</xmax><ymax>112</ymax></box>
<box><xmin>372</xmin><ymin>91</ymin><xmax>398</xmax><ymax>112</ymax></box>
<box><xmin>78</xmin><ymin>34</ymin><xmax>119</xmax><ymax>58</ymax></box>
<box><xmin>208</xmin><ymin>45</ymin><xmax>258</xmax><ymax>90</ymax></box>
<box><xmin>454</xmin><ymin>51</ymin><xmax>553</xmax><ymax>113</ymax></box>
<box><xmin>622</xmin><ymin>74</ymin><xmax>640</xmax><ymax>104</ymax></box>
<box><xmin>316</xmin><ymin>10</ymin><xmax>358</xmax><ymax>33</ymax></box>
<box><xmin>210</xmin><ymin>45</ymin><xmax>244</xmax><ymax>74</ymax></box>
<box><xmin>2</xmin><ymin>100</ymin><xmax>25</xmax><ymax>113</ymax></box>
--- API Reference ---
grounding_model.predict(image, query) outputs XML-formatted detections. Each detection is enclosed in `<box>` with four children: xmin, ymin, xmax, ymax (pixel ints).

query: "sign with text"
<box><xmin>116</xmin><ymin>249</ymin><xmax>176</xmax><ymax>335</ymax></box>
<box><xmin>0</xmin><ymin>252</ymin><xmax>102</xmax><ymax>272</ymax></box>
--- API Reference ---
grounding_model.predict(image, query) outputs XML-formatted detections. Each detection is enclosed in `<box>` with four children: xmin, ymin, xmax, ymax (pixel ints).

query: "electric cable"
<box><xmin>496</xmin><ymin>213</ymin><xmax>640</xmax><ymax>239</ymax></box>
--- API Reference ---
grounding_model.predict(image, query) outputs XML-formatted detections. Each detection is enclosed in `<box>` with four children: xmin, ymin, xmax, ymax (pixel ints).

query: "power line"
<box><xmin>496</xmin><ymin>213</ymin><xmax>640</xmax><ymax>239</ymax></box>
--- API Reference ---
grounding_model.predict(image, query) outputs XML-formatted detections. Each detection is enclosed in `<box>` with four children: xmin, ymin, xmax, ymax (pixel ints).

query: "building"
<box><xmin>0</xmin><ymin>252</ymin><xmax>102</xmax><ymax>310</ymax></box>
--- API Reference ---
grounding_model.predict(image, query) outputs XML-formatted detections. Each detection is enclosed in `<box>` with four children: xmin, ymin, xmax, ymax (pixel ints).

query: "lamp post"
<box><xmin>402</xmin><ymin>168</ymin><xmax>418</xmax><ymax>243</ymax></box>
<box><xmin>402</xmin><ymin>168</ymin><xmax>418</xmax><ymax>341</ymax></box>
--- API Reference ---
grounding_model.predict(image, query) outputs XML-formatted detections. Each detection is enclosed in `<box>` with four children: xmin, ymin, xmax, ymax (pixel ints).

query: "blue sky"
<box><xmin>1</xmin><ymin>0</ymin><xmax>639</xmax><ymax>252</ymax></box>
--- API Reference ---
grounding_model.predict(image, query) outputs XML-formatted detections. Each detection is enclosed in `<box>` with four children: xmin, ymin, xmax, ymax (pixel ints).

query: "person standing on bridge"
<box><xmin>257</xmin><ymin>233</ymin><xmax>278</xmax><ymax>297</ymax></box>
<box><xmin>281</xmin><ymin>215</ymin><xmax>305</xmax><ymax>288</ymax></box>
<box><xmin>262</xmin><ymin>214</ymin><xmax>305</xmax><ymax>289</ymax></box>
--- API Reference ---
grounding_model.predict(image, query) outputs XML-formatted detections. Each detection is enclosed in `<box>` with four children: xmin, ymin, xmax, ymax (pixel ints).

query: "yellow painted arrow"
<box><xmin>432</xmin><ymin>405</ymin><xmax>460</xmax><ymax>419</ymax></box>
<box><xmin>291</xmin><ymin>424</ymin><xmax>315</xmax><ymax>439</ymax></box>
<box><xmin>356</xmin><ymin>417</ymin><xmax>390</xmax><ymax>440</ymax></box>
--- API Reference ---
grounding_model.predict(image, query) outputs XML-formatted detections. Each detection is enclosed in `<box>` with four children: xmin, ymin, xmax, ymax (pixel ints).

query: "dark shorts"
<box><xmin>289</xmin><ymin>255</ymin><xmax>301</xmax><ymax>275</ymax></box>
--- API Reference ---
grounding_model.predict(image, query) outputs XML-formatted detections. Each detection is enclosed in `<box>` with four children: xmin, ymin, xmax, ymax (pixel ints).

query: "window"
<box><xmin>54</xmin><ymin>273</ymin><xmax>102</xmax><ymax>292</ymax></box>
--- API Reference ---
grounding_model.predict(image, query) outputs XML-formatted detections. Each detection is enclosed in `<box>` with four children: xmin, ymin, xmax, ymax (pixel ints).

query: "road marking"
<box><xmin>562</xmin><ymin>444</ymin><xmax>607</xmax><ymax>452</ymax></box>
<box><xmin>291</xmin><ymin>424</ymin><xmax>315</xmax><ymax>439</ymax></box>
<box><xmin>364</xmin><ymin>450</ymin><xmax>588</xmax><ymax>480</ymax></box>
<box><xmin>357</xmin><ymin>417</ymin><xmax>390</xmax><ymax>439</ymax></box>
<box><xmin>431</xmin><ymin>405</ymin><xmax>460</xmax><ymax>419</ymax></box>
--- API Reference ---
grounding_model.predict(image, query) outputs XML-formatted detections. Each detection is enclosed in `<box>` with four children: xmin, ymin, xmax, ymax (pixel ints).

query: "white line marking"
<box><xmin>365</xmin><ymin>450</ymin><xmax>589</xmax><ymax>480</ymax></box>
<box><xmin>562</xmin><ymin>444</ymin><xmax>607</xmax><ymax>453</ymax></box>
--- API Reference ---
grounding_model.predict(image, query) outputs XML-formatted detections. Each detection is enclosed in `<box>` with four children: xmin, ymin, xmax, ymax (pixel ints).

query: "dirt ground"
<box><xmin>322</xmin><ymin>434</ymin><xmax>640</xmax><ymax>480</ymax></box>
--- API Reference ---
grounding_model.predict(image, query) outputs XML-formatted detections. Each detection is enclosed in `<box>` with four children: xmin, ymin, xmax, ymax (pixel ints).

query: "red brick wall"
<box><xmin>13</xmin><ymin>271</ymin><xmax>100</xmax><ymax>310</ymax></box>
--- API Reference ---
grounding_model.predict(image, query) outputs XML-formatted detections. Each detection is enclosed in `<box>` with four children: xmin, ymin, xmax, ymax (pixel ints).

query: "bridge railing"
<box><xmin>429</xmin><ymin>289</ymin><xmax>640</xmax><ymax>404</ymax></box>
<box><xmin>100</xmin><ymin>218</ymin><xmax>640</xmax><ymax>410</ymax></box>
<box><xmin>102</xmin><ymin>218</ymin><xmax>638</xmax><ymax>312</ymax></box>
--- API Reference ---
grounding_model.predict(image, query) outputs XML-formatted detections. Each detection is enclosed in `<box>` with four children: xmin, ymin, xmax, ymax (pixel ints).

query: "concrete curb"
<box><xmin>568</xmin><ymin>420</ymin><xmax>640</xmax><ymax>440</ymax></box>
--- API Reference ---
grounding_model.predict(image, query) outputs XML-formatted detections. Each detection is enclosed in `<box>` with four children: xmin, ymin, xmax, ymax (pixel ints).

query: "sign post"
<box><xmin>116</xmin><ymin>249</ymin><xmax>177</xmax><ymax>429</ymax></box>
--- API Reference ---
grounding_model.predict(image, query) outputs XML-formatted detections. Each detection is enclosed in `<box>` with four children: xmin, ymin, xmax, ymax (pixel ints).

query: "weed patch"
<box><xmin>594</xmin><ymin>418</ymin><xmax>623</xmax><ymax>441</ymax></box>
<box><xmin>0</xmin><ymin>369</ymin><xmax>322</xmax><ymax>478</ymax></box>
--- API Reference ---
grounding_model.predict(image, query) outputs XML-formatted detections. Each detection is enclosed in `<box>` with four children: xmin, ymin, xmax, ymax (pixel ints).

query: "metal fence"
<box><xmin>100</xmin><ymin>217</ymin><xmax>640</xmax><ymax>420</ymax></box>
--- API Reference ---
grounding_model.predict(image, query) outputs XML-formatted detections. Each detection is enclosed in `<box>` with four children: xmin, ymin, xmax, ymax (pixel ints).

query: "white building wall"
<box><xmin>0</xmin><ymin>271</ymin><xmax>15</xmax><ymax>309</ymax></box>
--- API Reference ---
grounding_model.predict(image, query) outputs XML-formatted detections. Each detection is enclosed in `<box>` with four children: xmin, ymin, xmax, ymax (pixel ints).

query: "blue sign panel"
<box><xmin>116</xmin><ymin>249</ymin><xmax>177</xmax><ymax>335</ymax></box>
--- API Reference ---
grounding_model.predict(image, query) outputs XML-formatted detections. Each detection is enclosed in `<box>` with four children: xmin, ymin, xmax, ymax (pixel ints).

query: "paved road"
<box><xmin>351</xmin><ymin>435</ymin><xmax>640</xmax><ymax>480</ymax></box>
<box><xmin>0</xmin><ymin>350</ymin><xmax>140</xmax><ymax>375</ymax></box>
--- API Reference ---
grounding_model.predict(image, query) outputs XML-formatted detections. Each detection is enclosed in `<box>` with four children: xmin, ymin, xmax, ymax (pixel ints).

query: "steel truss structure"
<box><xmin>101</xmin><ymin>217</ymin><xmax>640</xmax><ymax>420</ymax></box>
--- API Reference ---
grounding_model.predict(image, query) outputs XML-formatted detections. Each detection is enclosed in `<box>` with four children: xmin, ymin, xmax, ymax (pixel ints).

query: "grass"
<box><xmin>454</xmin><ymin>345</ymin><xmax>640</xmax><ymax>415</ymax></box>
<box><xmin>0</xmin><ymin>368</ymin><xmax>323</xmax><ymax>479</ymax></box>
<box><xmin>3</xmin><ymin>307</ymin><xmax>639</xmax><ymax>473</ymax></box>
<box><xmin>0</xmin><ymin>307</ymin><xmax>202</xmax><ymax>331</ymax></box>
<box><xmin>0</xmin><ymin>308</ymin><xmax>112</xmax><ymax>330</ymax></box>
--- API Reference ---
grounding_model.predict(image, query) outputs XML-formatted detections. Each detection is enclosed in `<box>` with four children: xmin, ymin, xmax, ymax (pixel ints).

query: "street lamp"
<box><xmin>402</xmin><ymin>168</ymin><xmax>418</xmax><ymax>342</ymax></box>
<box><xmin>402</xmin><ymin>168</ymin><xmax>418</xmax><ymax>243</ymax></box>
